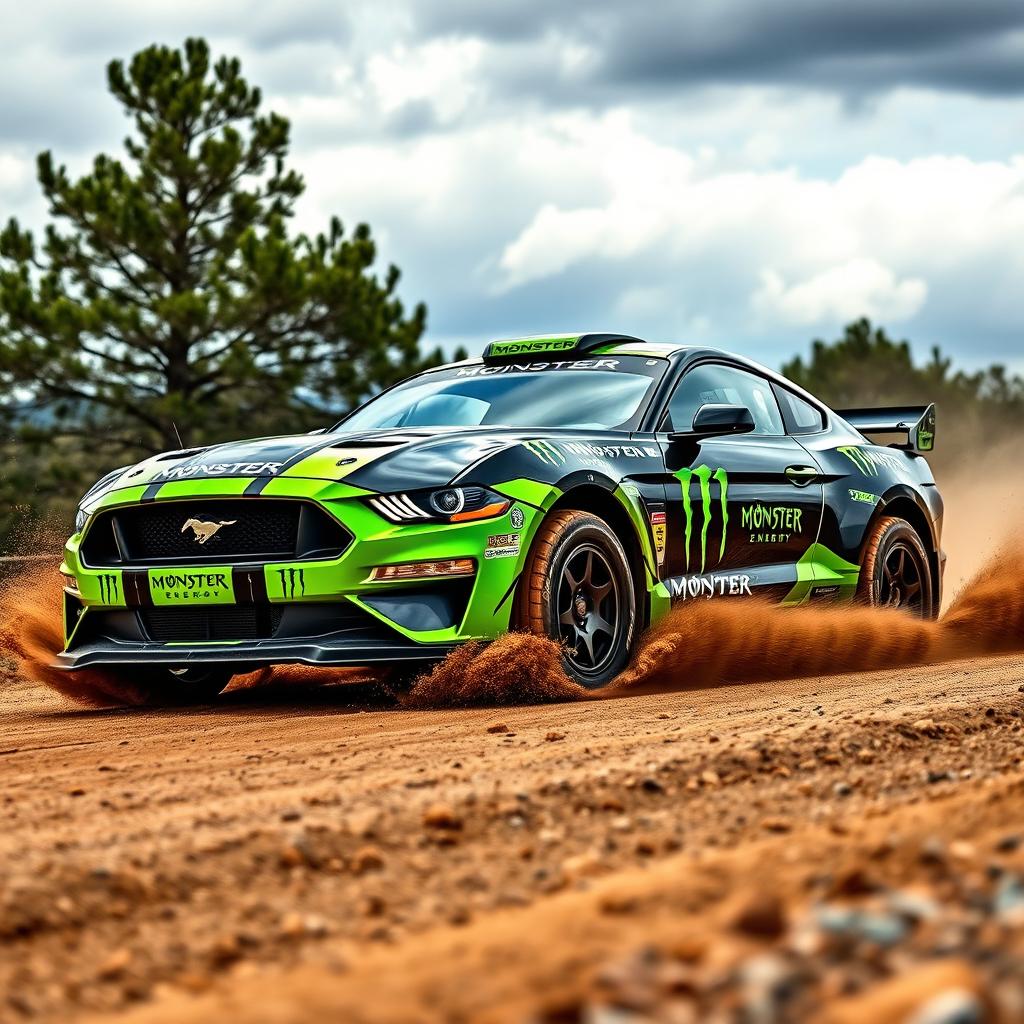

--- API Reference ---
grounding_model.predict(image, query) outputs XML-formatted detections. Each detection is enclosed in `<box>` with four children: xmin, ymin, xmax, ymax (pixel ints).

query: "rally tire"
<box><xmin>857</xmin><ymin>516</ymin><xmax>936</xmax><ymax>619</ymax></box>
<box><xmin>514</xmin><ymin>510</ymin><xmax>636</xmax><ymax>689</ymax></box>
<box><xmin>145</xmin><ymin>667</ymin><xmax>235</xmax><ymax>705</ymax></box>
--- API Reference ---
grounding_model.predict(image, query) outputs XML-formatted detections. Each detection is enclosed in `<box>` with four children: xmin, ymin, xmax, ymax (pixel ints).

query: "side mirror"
<box><xmin>668</xmin><ymin>403</ymin><xmax>755</xmax><ymax>442</ymax></box>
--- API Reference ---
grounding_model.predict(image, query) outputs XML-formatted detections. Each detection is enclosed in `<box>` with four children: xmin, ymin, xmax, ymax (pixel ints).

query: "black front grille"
<box><xmin>82</xmin><ymin>499</ymin><xmax>350</xmax><ymax>566</ymax></box>
<box><xmin>141</xmin><ymin>605</ymin><xmax>286</xmax><ymax>642</ymax></box>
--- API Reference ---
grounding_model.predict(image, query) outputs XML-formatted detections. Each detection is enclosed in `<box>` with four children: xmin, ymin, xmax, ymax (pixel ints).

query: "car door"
<box><xmin>652</xmin><ymin>361</ymin><xmax>824</xmax><ymax>603</ymax></box>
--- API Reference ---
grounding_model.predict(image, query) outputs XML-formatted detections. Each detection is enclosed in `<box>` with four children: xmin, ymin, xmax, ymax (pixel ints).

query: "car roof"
<box><xmin>440</xmin><ymin>335</ymin><xmax>831</xmax><ymax>412</ymax></box>
<box><xmin>442</xmin><ymin>334</ymin><xmax>799</xmax><ymax>386</ymax></box>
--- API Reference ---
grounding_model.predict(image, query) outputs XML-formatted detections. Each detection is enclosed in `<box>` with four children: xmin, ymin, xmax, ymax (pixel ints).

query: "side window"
<box><xmin>774</xmin><ymin>385</ymin><xmax>826</xmax><ymax>434</ymax></box>
<box><xmin>665</xmin><ymin>363</ymin><xmax>785</xmax><ymax>436</ymax></box>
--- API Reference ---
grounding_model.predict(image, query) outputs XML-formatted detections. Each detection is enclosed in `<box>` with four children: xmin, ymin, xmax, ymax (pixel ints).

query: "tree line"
<box><xmin>1</xmin><ymin>39</ymin><xmax>1021</xmax><ymax>549</ymax></box>
<box><xmin>781</xmin><ymin>318</ymin><xmax>1024</xmax><ymax>470</ymax></box>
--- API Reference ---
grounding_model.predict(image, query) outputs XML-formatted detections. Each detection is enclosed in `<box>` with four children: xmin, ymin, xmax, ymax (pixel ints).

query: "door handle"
<box><xmin>785</xmin><ymin>465</ymin><xmax>818</xmax><ymax>486</ymax></box>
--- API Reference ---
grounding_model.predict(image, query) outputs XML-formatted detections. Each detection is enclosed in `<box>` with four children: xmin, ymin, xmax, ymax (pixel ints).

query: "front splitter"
<box><xmin>55</xmin><ymin>635</ymin><xmax>460</xmax><ymax>671</ymax></box>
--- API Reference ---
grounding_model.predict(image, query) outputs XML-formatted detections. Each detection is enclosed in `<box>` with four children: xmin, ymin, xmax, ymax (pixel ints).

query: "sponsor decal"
<box><xmin>676</xmin><ymin>465</ymin><xmax>729</xmax><ymax>573</ymax></box>
<box><xmin>277</xmin><ymin>568</ymin><xmax>306</xmax><ymax>599</ymax></box>
<box><xmin>456</xmin><ymin>358</ymin><xmax>620</xmax><ymax>378</ymax></box>
<box><xmin>523</xmin><ymin>440</ymin><xmax>566</xmax><ymax>466</ymax></box>
<box><xmin>562</xmin><ymin>442</ymin><xmax>659</xmax><ymax>460</ymax></box>
<box><xmin>848</xmin><ymin>488</ymin><xmax>880</xmax><ymax>505</ymax></box>
<box><xmin>485</xmin><ymin>533</ymin><xmax>521</xmax><ymax>560</ymax></box>
<box><xmin>523</xmin><ymin>439</ymin><xmax>658</xmax><ymax>468</ymax></box>
<box><xmin>151</xmin><ymin>572</ymin><xmax>229</xmax><ymax>601</ymax></box>
<box><xmin>809</xmin><ymin>585</ymin><xmax>841</xmax><ymax>602</ymax></box>
<box><xmin>97</xmin><ymin>573</ymin><xmax>119</xmax><ymax>604</ymax></box>
<box><xmin>667</xmin><ymin>573</ymin><xmax>752</xmax><ymax>601</ymax></box>
<box><xmin>485</xmin><ymin>547</ymin><xmax>519</xmax><ymax>560</ymax></box>
<box><xmin>646</xmin><ymin>503</ymin><xmax>667</xmax><ymax>568</ymax></box>
<box><xmin>837</xmin><ymin>446</ymin><xmax>902</xmax><ymax>477</ymax></box>
<box><xmin>487</xmin><ymin>337</ymin><xmax>579</xmax><ymax>357</ymax></box>
<box><xmin>487</xmin><ymin>533</ymin><xmax>519</xmax><ymax>547</ymax></box>
<box><xmin>181</xmin><ymin>517</ymin><xmax>236</xmax><ymax>544</ymax></box>
<box><xmin>740</xmin><ymin>503</ymin><xmax>803</xmax><ymax>544</ymax></box>
<box><xmin>152</xmin><ymin>461</ymin><xmax>283</xmax><ymax>481</ymax></box>
<box><xmin>509</xmin><ymin>506</ymin><xmax>524</xmax><ymax>530</ymax></box>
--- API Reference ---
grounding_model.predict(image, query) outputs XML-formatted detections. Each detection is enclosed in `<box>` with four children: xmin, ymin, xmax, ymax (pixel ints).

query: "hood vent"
<box><xmin>153</xmin><ymin>448</ymin><xmax>206</xmax><ymax>461</ymax></box>
<box><xmin>330</xmin><ymin>432</ymin><xmax>435</xmax><ymax>448</ymax></box>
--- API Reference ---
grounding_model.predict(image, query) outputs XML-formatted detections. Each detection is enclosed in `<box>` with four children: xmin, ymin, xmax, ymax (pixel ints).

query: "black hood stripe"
<box><xmin>242</xmin><ymin>434</ymin><xmax>344</xmax><ymax>495</ymax></box>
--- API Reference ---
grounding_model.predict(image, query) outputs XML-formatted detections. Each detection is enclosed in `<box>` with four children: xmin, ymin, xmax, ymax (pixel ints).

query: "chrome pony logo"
<box><xmin>181</xmin><ymin>518</ymin><xmax>236</xmax><ymax>544</ymax></box>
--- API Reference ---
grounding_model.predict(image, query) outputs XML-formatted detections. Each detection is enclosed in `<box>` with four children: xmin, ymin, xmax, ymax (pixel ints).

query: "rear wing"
<box><xmin>836</xmin><ymin>403</ymin><xmax>936</xmax><ymax>453</ymax></box>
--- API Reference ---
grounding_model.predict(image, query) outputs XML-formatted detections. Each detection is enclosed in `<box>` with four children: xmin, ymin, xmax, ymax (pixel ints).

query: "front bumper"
<box><xmin>59</xmin><ymin>475</ymin><xmax>544</xmax><ymax>671</ymax></box>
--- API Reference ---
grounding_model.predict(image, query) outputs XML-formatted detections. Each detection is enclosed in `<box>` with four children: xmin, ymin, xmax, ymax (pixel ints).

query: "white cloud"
<box><xmin>285</xmin><ymin>102</ymin><xmax>1024</xmax><ymax>367</ymax></box>
<box><xmin>489</xmin><ymin>120</ymin><xmax>1024</xmax><ymax>354</ymax></box>
<box><xmin>3</xmin><ymin>3</ymin><xmax>1024</xmax><ymax>369</ymax></box>
<box><xmin>753</xmin><ymin>259</ymin><xmax>928</xmax><ymax>325</ymax></box>
<box><xmin>366</xmin><ymin>38</ymin><xmax>486</xmax><ymax>124</ymax></box>
<box><xmin>0</xmin><ymin>154</ymin><xmax>32</xmax><ymax>192</ymax></box>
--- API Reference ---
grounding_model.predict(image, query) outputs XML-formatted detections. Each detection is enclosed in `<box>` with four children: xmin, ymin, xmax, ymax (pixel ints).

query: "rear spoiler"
<box><xmin>837</xmin><ymin>403</ymin><xmax>935</xmax><ymax>453</ymax></box>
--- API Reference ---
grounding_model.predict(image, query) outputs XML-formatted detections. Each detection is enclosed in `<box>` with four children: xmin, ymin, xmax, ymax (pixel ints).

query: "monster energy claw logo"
<box><xmin>98</xmin><ymin>573</ymin><xmax>118</xmax><ymax>603</ymax></box>
<box><xmin>837</xmin><ymin>446</ymin><xmax>902</xmax><ymax>477</ymax></box>
<box><xmin>676</xmin><ymin>465</ymin><xmax>729</xmax><ymax>573</ymax></box>
<box><xmin>523</xmin><ymin>440</ymin><xmax>566</xmax><ymax>466</ymax></box>
<box><xmin>277</xmin><ymin>568</ymin><xmax>305</xmax><ymax>598</ymax></box>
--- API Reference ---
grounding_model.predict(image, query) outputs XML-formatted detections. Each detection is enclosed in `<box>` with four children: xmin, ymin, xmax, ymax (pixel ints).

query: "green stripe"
<box><xmin>783</xmin><ymin>544</ymin><xmax>861</xmax><ymax>605</ymax></box>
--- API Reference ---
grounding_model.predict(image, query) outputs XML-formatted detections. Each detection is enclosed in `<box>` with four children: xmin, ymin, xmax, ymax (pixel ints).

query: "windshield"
<box><xmin>338</xmin><ymin>356</ymin><xmax>666</xmax><ymax>432</ymax></box>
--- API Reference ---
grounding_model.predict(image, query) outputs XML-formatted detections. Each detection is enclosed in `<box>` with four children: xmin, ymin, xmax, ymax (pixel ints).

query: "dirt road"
<box><xmin>4</xmin><ymin>645</ymin><xmax>1024</xmax><ymax>1022</ymax></box>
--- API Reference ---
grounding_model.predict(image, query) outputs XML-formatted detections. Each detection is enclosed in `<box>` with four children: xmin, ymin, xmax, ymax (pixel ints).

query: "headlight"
<box><xmin>430</xmin><ymin>488</ymin><xmax>465</xmax><ymax>516</ymax></box>
<box><xmin>75</xmin><ymin>508</ymin><xmax>89</xmax><ymax>535</ymax></box>
<box><xmin>367</xmin><ymin>486</ymin><xmax>510</xmax><ymax>524</ymax></box>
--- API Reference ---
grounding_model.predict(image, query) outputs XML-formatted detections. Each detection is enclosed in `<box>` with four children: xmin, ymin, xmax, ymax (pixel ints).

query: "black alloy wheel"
<box><xmin>515</xmin><ymin>510</ymin><xmax>637</xmax><ymax>688</ymax></box>
<box><xmin>879</xmin><ymin>540</ymin><xmax>926</xmax><ymax>613</ymax></box>
<box><xmin>557</xmin><ymin>544</ymin><xmax>621</xmax><ymax>677</ymax></box>
<box><xmin>858</xmin><ymin>515</ymin><xmax>936</xmax><ymax>620</ymax></box>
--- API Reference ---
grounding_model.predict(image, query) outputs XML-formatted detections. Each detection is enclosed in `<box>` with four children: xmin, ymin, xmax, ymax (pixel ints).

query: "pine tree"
<box><xmin>0</xmin><ymin>37</ymin><xmax>435</xmax><ymax>470</ymax></box>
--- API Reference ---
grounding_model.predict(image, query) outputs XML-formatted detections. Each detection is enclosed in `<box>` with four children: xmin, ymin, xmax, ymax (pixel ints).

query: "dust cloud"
<box><xmin>612</xmin><ymin>541</ymin><xmax>1023</xmax><ymax>697</ymax></box>
<box><xmin>0</xmin><ymin>559</ymin><xmax>151</xmax><ymax>707</ymax></box>
<box><xmin>936</xmin><ymin>441</ymin><xmax>1024</xmax><ymax>607</ymax></box>
<box><xmin>2</xmin><ymin>458</ymin><xmax>1023</xmax><ymax>709</ymax></box>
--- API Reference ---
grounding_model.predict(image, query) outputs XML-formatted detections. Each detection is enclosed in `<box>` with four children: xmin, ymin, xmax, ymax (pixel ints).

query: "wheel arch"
<box><xmin>871</xmin><ymin>489</ymin><xmax>941</xmax><ymax>607</ymax></box>
<box><xmin>546</xmin><ymin>484</ymin><xmax>650</xmax><ymax>623</ymax></box>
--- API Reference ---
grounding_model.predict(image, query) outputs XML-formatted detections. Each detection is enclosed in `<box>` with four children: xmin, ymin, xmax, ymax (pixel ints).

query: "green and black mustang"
<box><xmin>59</xmin><ymin>333</ymin><xmax>943</xmax><ymax>697</ymax></box>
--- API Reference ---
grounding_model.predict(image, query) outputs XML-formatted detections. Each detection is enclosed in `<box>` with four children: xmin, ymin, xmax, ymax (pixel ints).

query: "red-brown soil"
<box><xmin>4</xmin><ymin>469</ymin><xmax>1024</xmax><ymax>1021</ymax></box>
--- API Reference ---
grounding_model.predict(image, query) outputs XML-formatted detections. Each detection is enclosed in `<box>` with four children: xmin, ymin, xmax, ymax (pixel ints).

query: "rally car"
<box><xmin>59</xmin><ymin>333</ymin><xmax>943</xmax><ymax>697</ymax></box>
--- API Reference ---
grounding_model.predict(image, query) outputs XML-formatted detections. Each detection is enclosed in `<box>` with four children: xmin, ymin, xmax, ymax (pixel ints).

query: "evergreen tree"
<box><xmin>782</xmin><ymin>318</ymin><xmax>1024</xmax><ymax>469</ymax></box>
<box><xmin>0</xmin><ymin>37</ymin><xmax>436</xmax><ymax>468</ymax></box>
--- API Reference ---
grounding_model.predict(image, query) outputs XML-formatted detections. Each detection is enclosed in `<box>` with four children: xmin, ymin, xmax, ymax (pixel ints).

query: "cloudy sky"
<box><xmin>3</xmin><ymin>0</ymin><xmax>1024</xmax><ymax>371</ymax></box>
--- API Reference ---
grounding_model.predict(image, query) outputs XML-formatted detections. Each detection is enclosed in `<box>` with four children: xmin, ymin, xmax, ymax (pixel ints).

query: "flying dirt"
<box><xmin>4</xmin><ymin>538</ymin><xmax>1024</xmax><ymax>710</ymax></box>
<box><xmin>4</xmin><ymin>469</ymin><xmax>1024</xmax><ymax>1023</ymax></box>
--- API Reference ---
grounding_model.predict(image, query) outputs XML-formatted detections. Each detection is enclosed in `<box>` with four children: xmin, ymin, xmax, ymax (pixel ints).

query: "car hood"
<box><xmin>83</xmin><ymin>426</ymin><xmax>533</xmax><ymax>504</ymax></box>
